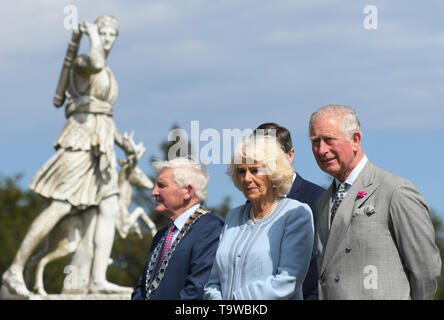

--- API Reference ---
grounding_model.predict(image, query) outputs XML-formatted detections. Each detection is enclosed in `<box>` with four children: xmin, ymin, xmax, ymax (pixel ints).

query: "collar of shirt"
<box><xmin>171</xmin><ymin>203</ymin><xmax>201</xmax><ymax>241</ymax></box>
<box><xmin>329</xmin><ymin>155</ymin><xmax>368</xmax><ymax>228</ymax></box>
<box><xmin>334</xmin><ymin>154</ymin><xmax>368</xmax><ymax>190</ymax></box>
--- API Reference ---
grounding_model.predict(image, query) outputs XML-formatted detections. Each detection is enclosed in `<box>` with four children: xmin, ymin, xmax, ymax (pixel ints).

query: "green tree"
<box><xmin>207</xmin><ymin>196</ymin><xmax>231</xmax><ymax>220</ymax></box>
<box><xmin>0</xmin><ymin>174</ymin><xmax>69</xmax><ymax>293</ymax></box>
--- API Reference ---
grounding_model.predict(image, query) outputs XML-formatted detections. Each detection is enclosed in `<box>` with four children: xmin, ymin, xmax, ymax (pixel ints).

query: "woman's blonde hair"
<box><xmin>227</xmin><ymin>135</ymin><xmax>294</xmax><ymax>198</ymax></box>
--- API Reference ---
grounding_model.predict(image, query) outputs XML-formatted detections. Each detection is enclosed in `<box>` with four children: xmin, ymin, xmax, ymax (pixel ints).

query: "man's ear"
<box><xmin>287</xmin><ymin>148</ymin><xmax>295</xmax><ymax>163</ymax></box>
<box><xmin>183</xmin><ymin>184</ymin><xmax>194</xmax><ymax>200</ymax></box>
<box><xmin>352</xmin><ymin>131</ymin><xmax>362</xmax><ymax>150</ymax></box>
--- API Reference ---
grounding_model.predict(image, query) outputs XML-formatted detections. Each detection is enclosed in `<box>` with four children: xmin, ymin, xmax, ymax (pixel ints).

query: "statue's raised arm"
<box><xmin>74</xmin><ymin>21</ymin><xmax>108</xmax><ymax>76</ymax></box>
<box><xmin>53</xmin><ymin>27</ymin><xmax>82</xmax><ymax>107</ymax></box>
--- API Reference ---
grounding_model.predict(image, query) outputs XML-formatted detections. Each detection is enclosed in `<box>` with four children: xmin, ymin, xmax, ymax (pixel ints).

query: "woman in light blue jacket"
<box><xmin>204</xmin><ymin>135</ymin><xmax>314</xmax><ymax>300</ymax></box>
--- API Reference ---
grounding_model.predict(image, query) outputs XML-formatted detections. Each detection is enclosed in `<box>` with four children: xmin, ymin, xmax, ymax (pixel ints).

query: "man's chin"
<box><xmin>154</xmin><ymin>206</ymin><xmax>165</xmax><ymax>215</ymax></box>
<box><xmin>321</xmin><ymin>164</ymin><xmax>338</xmax><ymax>176</ymax></box>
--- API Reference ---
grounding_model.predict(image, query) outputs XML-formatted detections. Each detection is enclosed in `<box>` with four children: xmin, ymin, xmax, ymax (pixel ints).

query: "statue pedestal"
<box><xmin>0</xmin><ymin>286</ymin><xmax>131</xmax><ymax>300</ymax></box>
<box><xmin>28</xmin><ymin>293</ymin><xmax>131</xmax><ymax>300</ymax></box>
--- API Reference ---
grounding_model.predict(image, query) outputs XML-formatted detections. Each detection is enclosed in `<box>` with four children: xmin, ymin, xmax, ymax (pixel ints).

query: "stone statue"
<box><xmin>1</xmin><ymin>15</ymin><xmax>149</xmax><ymax>298</ymax></box>
<box><xmin>31</xmin><ymin>134</ymin><xmax>157</xmax><ymax>296</ymax></box>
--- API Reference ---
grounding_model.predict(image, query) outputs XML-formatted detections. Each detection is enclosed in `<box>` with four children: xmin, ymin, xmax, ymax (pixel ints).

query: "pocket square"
<box><xmin>363</xmin><ymin>205</ymin><xmax>376</xmax><ymax>216</ymax></box>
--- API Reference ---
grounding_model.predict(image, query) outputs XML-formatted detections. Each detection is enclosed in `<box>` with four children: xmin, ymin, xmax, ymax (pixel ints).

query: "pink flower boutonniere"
<box><xmin>356</xmin><ymin>190</ymin><xmax>368</xmax><ymax>199</ymax></box>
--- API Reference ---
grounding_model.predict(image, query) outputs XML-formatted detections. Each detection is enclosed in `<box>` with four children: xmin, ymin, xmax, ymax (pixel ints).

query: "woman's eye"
<box><xmin>237</xmin><ymin>168</ymin><xmax>246</xmax><ymax>175</ymax></box>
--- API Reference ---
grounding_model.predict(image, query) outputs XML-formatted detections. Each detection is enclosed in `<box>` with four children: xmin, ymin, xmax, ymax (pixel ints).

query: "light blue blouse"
<box><xmin>203</xmin><ymin>198</ymin><xmax>314</xmax><ymax>300</ymax></box>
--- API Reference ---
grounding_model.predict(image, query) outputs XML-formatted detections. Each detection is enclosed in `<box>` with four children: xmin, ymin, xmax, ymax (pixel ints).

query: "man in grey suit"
<box><xmin>309</xmin><ymin>104</ymin><xmax>441</xmax><ymax>300</ymax></box>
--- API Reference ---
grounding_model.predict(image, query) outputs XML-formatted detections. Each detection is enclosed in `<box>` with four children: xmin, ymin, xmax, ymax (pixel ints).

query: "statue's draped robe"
<box><xmin>30</xmin><ymin>66</ymin><xmax>119</xmax><ymax>207</ymax></box>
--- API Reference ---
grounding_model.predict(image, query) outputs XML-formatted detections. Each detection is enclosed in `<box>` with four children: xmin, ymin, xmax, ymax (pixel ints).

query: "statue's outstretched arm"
<box><xmin>115</xmin><ymin>128</ymin><xmax>136</xmax><ymax>156</ymax></box>
<box><xmin>73</xmin><ymin>21</ymin><xmax>105</xmax><ymax>76</ymax></box>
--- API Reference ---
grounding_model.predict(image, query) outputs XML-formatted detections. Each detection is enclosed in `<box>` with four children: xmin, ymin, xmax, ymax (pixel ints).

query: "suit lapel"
<box><xmin>353</xmin><ymin>161</ymin><xmax>379</xmax><ymax>209</ymax></box>
<box><xmin>320</xmin><ymin>182</ymin><xmax>359</xmax><ymax>275</ymax></box>
<box><xmin>320</xmin><ymin>161</ymin><xmax>379</xmax><ymax>275</ymax></box>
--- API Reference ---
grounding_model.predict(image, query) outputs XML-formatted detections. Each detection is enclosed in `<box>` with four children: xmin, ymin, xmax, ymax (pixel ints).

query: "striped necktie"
<box><xmin>330</xmin><ymin>182</ymin><xmax>347</xmax><ymax>225</ymax></box>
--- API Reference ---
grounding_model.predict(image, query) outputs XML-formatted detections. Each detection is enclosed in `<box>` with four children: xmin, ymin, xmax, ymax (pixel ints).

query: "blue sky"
<box><xmin>1</xmin><ymin>0</ymin><xmax>443</xmax><ymax>217</ymax></box>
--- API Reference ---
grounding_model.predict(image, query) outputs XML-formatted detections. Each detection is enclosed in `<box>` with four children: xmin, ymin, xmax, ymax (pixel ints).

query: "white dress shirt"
<box><xmin>329</xmin><ymin>155</ymin><xmax>368</xmax><ymax>228</ymax></box>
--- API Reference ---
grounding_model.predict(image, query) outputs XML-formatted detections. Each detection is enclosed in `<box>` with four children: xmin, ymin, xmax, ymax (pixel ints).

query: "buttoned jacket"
<box><xmin>132</xmin><ymin>211</ymin><xmax>224</xmax><ymax>300</ymax></box>
<box><xmin>316</xmin><ymin>161</ymin><xmax>441</xmax><ymax>299</ymax></box>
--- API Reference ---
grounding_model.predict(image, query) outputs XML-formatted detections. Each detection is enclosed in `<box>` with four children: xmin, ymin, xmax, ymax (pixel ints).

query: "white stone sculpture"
<box><xmin>31</xmin><ymin>134</ymin><xmax>156</xmax><ymax>296</ymax></box>
<box><xmin>1</xmin><ymin>15</ymin><xmax>151</xmax><ymax>298</ymax></box>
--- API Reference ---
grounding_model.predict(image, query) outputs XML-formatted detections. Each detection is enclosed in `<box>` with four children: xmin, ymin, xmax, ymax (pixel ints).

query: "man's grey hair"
<box><xmin>309</xmin><ymin>104</ymin><xmax>361</xmax><ymax>140</ymax></box>
<box><xmin>152</xmin><ymin>157</ymin><xmax>209</xmax><ymax>201</ymax></box>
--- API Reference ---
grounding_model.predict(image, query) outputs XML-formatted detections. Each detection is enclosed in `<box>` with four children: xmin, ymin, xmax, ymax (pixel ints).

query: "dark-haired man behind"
<box><xmin>254</xmin><ymin>123</ymin><xmax>325</xmax><ymax>300</ymax></box>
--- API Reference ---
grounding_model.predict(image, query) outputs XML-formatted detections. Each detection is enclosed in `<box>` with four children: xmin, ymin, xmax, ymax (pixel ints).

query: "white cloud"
<box><xmin>2</xmin><ymin>1</ymin><xmax>444</xmax><ymax>129</ymax></box>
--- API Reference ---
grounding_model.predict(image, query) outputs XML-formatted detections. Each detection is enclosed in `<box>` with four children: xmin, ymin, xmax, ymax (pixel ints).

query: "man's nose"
<box><xmin>152</xmin><ymin>185</ymin><xmax>159</xmax><ymax>196</ymax></box>
<box><xmin>318</xmin><ymin>140</ymin><xmax>329</xmax><ymax>155</ymax></box>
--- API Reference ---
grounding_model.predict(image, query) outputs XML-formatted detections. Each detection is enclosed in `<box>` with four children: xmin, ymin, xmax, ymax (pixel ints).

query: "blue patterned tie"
<box><xmin>330</xmin><ymin>182</ymin><xmax>347</xmax><ymax>225</ymax></box>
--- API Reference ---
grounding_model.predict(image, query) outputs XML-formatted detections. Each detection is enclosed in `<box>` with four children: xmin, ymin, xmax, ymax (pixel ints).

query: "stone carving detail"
<box><xmin>1</xmin><ymin>15</ymin><xmax>155</xmax><ymax>299</ymax></box>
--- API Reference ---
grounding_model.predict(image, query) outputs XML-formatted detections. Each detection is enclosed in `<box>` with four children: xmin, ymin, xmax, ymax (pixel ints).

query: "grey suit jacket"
<box><xmin>316</xmin><ymin>160</ymin><xmax>441</xmax><ymax>300</ymax></box>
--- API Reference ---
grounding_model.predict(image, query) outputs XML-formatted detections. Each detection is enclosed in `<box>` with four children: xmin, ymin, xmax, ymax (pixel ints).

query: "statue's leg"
<box><xmin>89</xmin><ymin>195</ymin><xmax>133</xmax><ymax>294</ymax></box>
<box><xmin>1</xmin><ymin>200</ymin><xmax>72</xmax><ymax>297</ymax></box>
<box><xmin>34</xmin><ymin>231</ymin><xmax>81</xmax><ymax>296</ymax></box>
<box><xmin>63</xmin><ymin>207</ymin><xmax>98</xmax><ymax>294</ymax></box>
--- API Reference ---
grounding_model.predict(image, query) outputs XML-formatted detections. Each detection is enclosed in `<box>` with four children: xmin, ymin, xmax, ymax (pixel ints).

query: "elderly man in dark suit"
<box><xmin>309</xmin><ymin>104</ymin><xmax>441</xmax><ymax>299</ymax></box>
<box><xmin>254</xmin><ymin>123</ymin><xmax>325</xmax><ymax>300</ymax></box>
<box><xmin>132</xmin><ymin>157</ymin><xmax>223</xmax><ymax>300</ymax></box>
